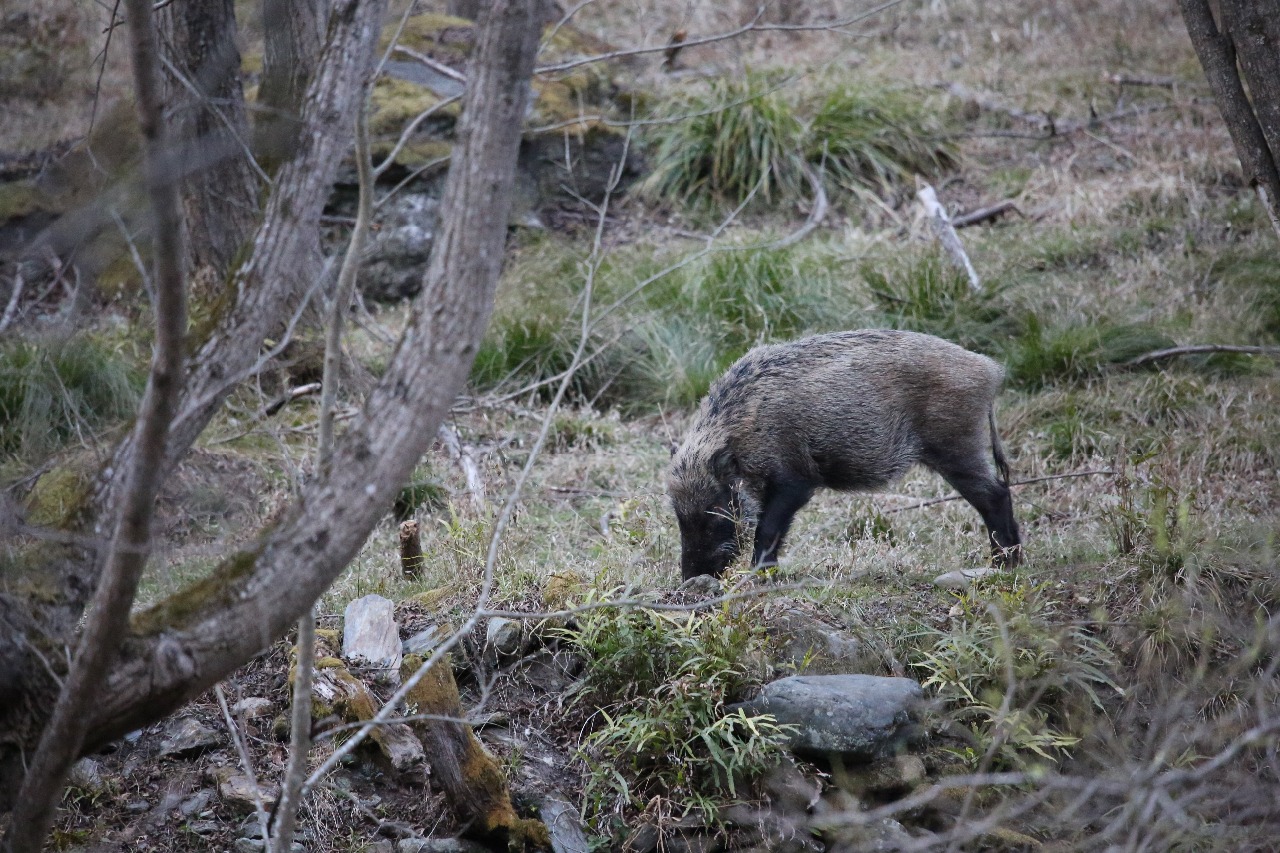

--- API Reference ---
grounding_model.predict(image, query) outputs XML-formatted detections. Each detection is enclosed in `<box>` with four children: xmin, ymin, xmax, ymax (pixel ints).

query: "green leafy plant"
<box><xmin>1003</xmin><ymin>314</ymin><xmax>1175</xmax><ymax>390</ymax></box>
<box><xmin>909</xmin><ymin>582</ymin><xmax>1121</xmax><ymax>770</ymax></box>
<box><xmin>564</xmin><ymin>592</ymin><xmax>792</xmax><ymax>822</ymax></box>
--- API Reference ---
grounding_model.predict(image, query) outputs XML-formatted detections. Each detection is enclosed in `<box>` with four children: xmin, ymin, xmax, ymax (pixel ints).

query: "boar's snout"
<box><xmin>678</xmin><ymin>506</ymin><xmax>740</xmax><ymax>581</ymax></box>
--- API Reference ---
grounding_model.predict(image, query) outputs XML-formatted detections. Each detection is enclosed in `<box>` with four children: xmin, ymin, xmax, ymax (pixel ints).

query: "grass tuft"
<box><xmin>0</xmin><ymin>335</ymin><xmax>143</xmax><ymax>461</ymax></box>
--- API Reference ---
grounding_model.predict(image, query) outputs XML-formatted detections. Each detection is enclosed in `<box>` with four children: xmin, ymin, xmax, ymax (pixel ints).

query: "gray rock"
<box><xmin>933</xmin><ymin>566</ymin><xmax>997</xmax><ymax>590</ymax></box>
<box><xmin>767</xmin><ymin>607</ymin><xmax>883</xmax><ymax>675</ymax></box>
<box><xmin>214</xmin><ymin>766</ymin><xmax>279</xmax><ymax>813</ymax></box>
<box><xmin>344</xmin><ymin>594</ymin><xmax>402</xmax><ymax>683</ymax></box>
<box><xmin>360</xmin><ymin>193</ymin><xmax>440</xmax><ymax>302</ymax></box>
<box><xmin>230</xmin><ymin>697</ymin><xmax>274</xmax><ymax>719</ymax></box>
<box><xmin>622</xmin><ymin>822</ymin><xmax>660</xmax><ymax>853</ymax></box>
<box><xmin>403</xmin><ymin>624</ymin><xmax>446</xmax><ymax>656</ymax></box>
<box><xmin>179</xmin><ymin>788</ymin><xmax>215</xmax><ymax>817</ymax></box>
<box><xmin>397</xmin><ymin>839</ymin><xmax>493</xmax><ymax>853</ymax></box>
<box><xmin>822</xmin><ymin>816</ymin><xmax>917</xmax><ymax>853</ymax></box>
<box><xmin>484</xmin><ymin>616</ymin><xmax>525</xmax><ymax>661</ymax></box>
<box><xmin>68</xmin><ymin>758</ymin><xmax>105</xmax><ymax>792</ymax></box>
<box><xmin>677</xmin><ymin>574</ymin><xmax>722</xmax><ymax>599</ymax></box>
<box><xmin>158</xmin><ymin>716</ymin><xmax>222</xmax><ymax>758</ymax></box>
<box><xmin>736</xmin><ymin>675</ymin><xmax>924</xmax><ymax>760</ymax></box>
<box><xmin>513</xmin><ymin>648</ymin><xmax>582</xmax><ymax>693</ymax></box>
<box><xmin>845</xmin><ymin>754</ymin><xmax>927</xmax><ymax>796</ymax></box>
<box><xmin>540</xmin><ymin>796</ymin><xmax>590</xmax><ymax>853</ymax></box>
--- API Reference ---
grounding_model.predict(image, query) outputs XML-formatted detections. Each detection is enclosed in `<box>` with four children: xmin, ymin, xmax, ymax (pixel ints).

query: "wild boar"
<box><xmin>668</xmin><ymin>329</ymin><xmax>1021</xmax><ymax>580</ymax></box>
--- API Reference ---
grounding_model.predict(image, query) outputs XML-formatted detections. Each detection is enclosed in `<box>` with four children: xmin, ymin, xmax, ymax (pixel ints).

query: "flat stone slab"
<box><xmin>933</xmin><ymin>567</ymin><xmax>998</xmax><ymax>590</ymax></box>
<box><xmin>735</xmin><ymin>674</ymin><xmax>924</xmax><ymax>760</ymax></box>
<box><xmin>344</xmin><ymin>594</ymin><xmax>402</xmax><ymax>682</ymax></box>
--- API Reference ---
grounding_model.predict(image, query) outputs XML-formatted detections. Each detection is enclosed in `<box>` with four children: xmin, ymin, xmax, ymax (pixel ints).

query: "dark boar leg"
<box><xmin>935</xmin><ymin>466</ymin><xmax>1021</xmax><ymax>566</ymax></box>
<box><xmin>751</xmin><ymin>480</ymin><xmax>816</xmax><ymax>568</ymax></box>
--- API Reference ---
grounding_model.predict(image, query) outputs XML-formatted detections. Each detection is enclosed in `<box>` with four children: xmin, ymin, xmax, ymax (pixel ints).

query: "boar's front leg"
<box><xmin>751</xmin><ymin>479</ymin><xmax>816</xmax><ymax>568</ymax></box>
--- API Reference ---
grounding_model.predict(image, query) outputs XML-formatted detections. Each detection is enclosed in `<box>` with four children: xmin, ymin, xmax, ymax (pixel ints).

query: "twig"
<box><xmin>952</xmin><ymin>200</ymin><xmax>1022</xmax><ymax>229</ymax></box>
<box><xmin>215</xmin><ymin>684</ymin><xmax>271</xmax><ymax>843</ymax></box>
<box><xmin>885</xmin><ymin>469</ymin><xmax>1116</xmax><ymax>513</ymax></box>
<box><xmin>1107</xmin><ymin>71</ymin><xmax>1183</xmax><ymax>89</ymax></box>
<box><xmin>1126</xmin><ymin>343</ymin><xmax>1280</xmax><ymax>366</ymax></box>
<box><xmin>916</xmin><ymin>179</ymin><xmax>981</xmax><ymax>291</ymax></box>
<box><xmin>0</xmin><ymin>268</ymin><xmax>24</xmax><ymax>334</ymax></box>
<box><xmin>264</xmin><ymin>382</ymin><xmax>323</xmax><ymax>417</ymax></box>
<box><xmin>393</xmin><ymin>44</ymin><xmax>466</xmax><ymax>83</ymax></box>
<box><xmin>1</xmin><ymin>0</ymin><xmax>188</xmax><ymax>845</ymax></box>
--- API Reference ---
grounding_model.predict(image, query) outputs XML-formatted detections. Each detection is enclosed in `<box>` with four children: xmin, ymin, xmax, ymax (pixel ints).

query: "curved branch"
<box><xmin>80</xmin><ymin>0</ymin><xmax>546</xmax><ymax>753</ymax></box>
<box><xmin>2</xmin><ymin>0</ymin><xmax>188</xmax><ymax>845</ymax></box>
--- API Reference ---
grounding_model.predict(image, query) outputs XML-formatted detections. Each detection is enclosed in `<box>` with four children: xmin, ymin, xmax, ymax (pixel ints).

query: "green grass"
<box><xmin>0</xmin><ymin>335</ymin><xmax>143</xmax><ymax>461</ymax></box>
<box><xmin>636</xmin><ymin>71</ymin><xmax>956</xmax><ymax>213</ymax></box>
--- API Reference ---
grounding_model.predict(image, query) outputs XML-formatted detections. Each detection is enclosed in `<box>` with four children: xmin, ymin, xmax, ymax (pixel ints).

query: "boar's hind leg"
<box><xmin>751</xmin><ymin>480</ymin><xmax>816</xmax><ymax>569</ymax></box>
<box><xmin>935</xmin><ymin>465</ymin><xmax>1021</xmax><ymax>566</ymax></box>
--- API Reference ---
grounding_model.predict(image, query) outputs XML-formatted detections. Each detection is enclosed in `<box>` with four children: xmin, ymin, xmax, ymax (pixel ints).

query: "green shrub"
<box><xmin>637</xmin><ymin>71</ymin><xmax>955</xmax><ymax>212</ymax></box>
<box><xmin>637</xmin><ymin>72</ymin><xmax>805</xmax><ymax>209</ymax></box>
<box><xmin>909</xmin><ymin>581</ymin><xmax>1121</xmax><ymax>770</ymax></box>
<box><xmin>808</xmin><ymin>81</ymin><xmax>957</xmax><ymax>196</ymax></box>
<box><xmin>565</xmin><ymin>592</ymin><xmax>792</xmax><ymax>820</ymax></box>
<box><xmin>0</xmin><ymin>336</ymin><xmax>143</xmax><ymax>460</ymax></box>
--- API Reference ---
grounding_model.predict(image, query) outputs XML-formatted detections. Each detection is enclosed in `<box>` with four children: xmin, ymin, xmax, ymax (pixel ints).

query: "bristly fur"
<box><xmin>668</xmin><ymin>329</ymin><xmax>1021</xmax><ymax>579</ymax></box>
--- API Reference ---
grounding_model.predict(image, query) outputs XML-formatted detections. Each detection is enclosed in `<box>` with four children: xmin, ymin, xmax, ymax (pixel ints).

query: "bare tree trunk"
<box><xmin>157</xmin><ymin>0</ymin><xmax>261</xmax><ymax>278</ymax></box>
<box><xmin>448</xmin><ymin>0</ymin><xmax>491</xmax><ymax>20</ymax></box>
<box><xmin>256</xmin><ymin>0</ymin><xmax>328</xmax><ymax>172</ymax></box>
<box><xmin>1</xmin><ymin>0</ymin><xmax>188</xmax><ymax>844</ymax></box>
<box><xmin>1179</xmin><ymin>0</ymin><xmax>1280</xmax><ymax>237</ymax></box>
<box><xmin>0</xmin><ymin>0</ymin><xmax>387</xmax><ymax>801</ymax></box>
<box><xmin>0</xmin><ymin>0</ymin><xmax>546</xmax><ymax>792</ymax></box>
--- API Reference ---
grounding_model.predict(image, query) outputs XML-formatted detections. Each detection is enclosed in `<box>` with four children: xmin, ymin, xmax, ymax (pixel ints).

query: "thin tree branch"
<box><xmin>1126</xmin><ymin>343</ymin><xmax>1280</xmax><ymax>366</ymax></box>
<box><xmin>2</xmin><ymin>0</ymin><xmax>187</xmax><ymax>845</ymax></box>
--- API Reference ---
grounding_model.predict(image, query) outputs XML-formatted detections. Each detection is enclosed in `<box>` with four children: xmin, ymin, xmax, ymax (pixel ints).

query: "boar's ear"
<box><xmin>710</xmin><ymin>447</ymin><xmax>739</xmax><ymax>482</ymax></box>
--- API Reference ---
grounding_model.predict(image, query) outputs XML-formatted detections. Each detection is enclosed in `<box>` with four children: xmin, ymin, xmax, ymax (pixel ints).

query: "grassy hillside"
<box><xmin>5</xmin><ymin>0</ymin><xmax>1277</xmax><ymax>850</ymax></box>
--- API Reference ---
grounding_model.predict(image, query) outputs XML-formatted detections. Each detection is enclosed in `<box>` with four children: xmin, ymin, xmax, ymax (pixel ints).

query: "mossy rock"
<box><xmin>368</xmin><ymin>13</ymin><xmax>624</xmax><ymax>170</ymax></box>
<box><xmin>25</xmin><ymin>451</ymin><xmax>100</xmax><ymax>528</ymax></box>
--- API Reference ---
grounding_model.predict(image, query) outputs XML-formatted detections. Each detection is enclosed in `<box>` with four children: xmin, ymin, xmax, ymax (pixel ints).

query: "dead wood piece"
<box><xmin>1126</xmin><ymin>343</ymin><xmax>1280</xmax><ymax>366</ymax></box>
<box><xmin>437</xmin><ymin>424</ymin><xmax>486</xmax><ymax>512</ymax></box>
<box><xmin>309</xmin><ymin>661</ymin><xmax>424</xmax><ymax>774</ymax></box>
<box><xmin>1107</xmin><ymin>71</ymin><xmax>1181</xmax><ymax>88</ymax></box>
<box><xmin>400</xmin><ymin>654</ymin><xmax>550</xmax><ymax>849</ymax></box>
<box><xmin>916</xmin><ymin>179</ymin><xmax>982</xmax><ymax>291</ymax></box>
<box><xmin>952</xmin><ymin>200</ymin><xmax>1022</xmax><ymax>229</ymax></box>
<box><xmin>399</xmin><ymin>519</ymin><xmax>425</xmax><ymax>579</ymax></box>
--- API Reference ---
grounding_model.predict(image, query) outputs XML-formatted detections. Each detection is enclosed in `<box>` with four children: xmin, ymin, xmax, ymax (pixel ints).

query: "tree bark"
<box><xmin>1179</xmin><ymin>0</ymin><xmax>1280</xmax><ymax>235</ymax></box>
<box><xmin>1</xmin><ymin>0</ymin><xmax>188</xmax><ymax>843</ymax></box>
<box><xmin>0</xmin><ymin>0</ymin><xmax>387</xmax><ymax>800</ymax></box>
<box><xmin>156</xmin><ymin>0</ymin><xmax>260</xmax><ymax>278</ymax></box>
<box><xmin>0</xmin><ymin>0</ymin><xmax>547</xmax><ymax>787</ymax></box>
<box><xmin>256</xmin><ymin>0</ymin><xmax>329</xmax><ymax>172</ymax></box>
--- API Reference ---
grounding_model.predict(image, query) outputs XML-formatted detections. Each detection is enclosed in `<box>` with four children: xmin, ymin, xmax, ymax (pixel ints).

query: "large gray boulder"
<box><xmin>736</xmin><ymin>675</ymin><xmax>924</xmax><ymax>761</ymax></box>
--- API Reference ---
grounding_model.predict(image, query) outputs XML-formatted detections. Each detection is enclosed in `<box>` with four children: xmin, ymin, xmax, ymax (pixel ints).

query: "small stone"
<box><xmin>125</xmin><ymin>799</ymin><xmax>150</xmax><ymax>814</ymax></box>
<box><xmin>843</xmin><ymin>754</ymin><xmax>927</xmax><ymax>796</ymax></box>
<box><xmin>231</xmin><ymin>697</ymin><xmax>273</xmax><ymax>719</ymax></box>
<box><xmin>403</xmin><ymin>624</ymin><xmax>446</xmax><ymax>656</ymax></box>
<box><xmin>623</xmin><ymin>822</ymin><xmax>660</xmax><ymax>853</ymax></box>
<box><xmin>343</xmin><ymin>594</ymin><xmax>403</xmax><ymax>684</ymax></box>
<box><xmin>484</xmin><ymin>616</ymin><xmax>525</xmax><ymax>661</ymax></box>
<box><xmin>213</xmin><ymin>766</ymin><xmax>279</xmax><ymax>813</ymax></box>
<box><xmin>188</xmin><ymin>820</ymin><xmax>221</xmax><ymax>836</ymax></box>
<box><xmin>68</xmin><ymin>758</ymin><xmax>105</xmax><ymax>792</ymax></box>
<box><xmin>179</xmin><ymin>788</ymin><xmax>215</xmax><ymax>817</ymax></box>
<box><xmin>158</xmin><ymin>716</ymin><xmax>222</xmax><ymax>758</ymax></box>
<box><xmin>933</xmin><ymin>567</ymin><xmax>998</xmax><ymax>590</ymax></box>
<box><xmin>677</xmin><ymin>574</ymin><xmax>721</xmax><ymax>599</ymax></box>
<box><xmin>398</xmin><ymin>839</ymin><xmax>493</xmax><ymax>853</ymax></box>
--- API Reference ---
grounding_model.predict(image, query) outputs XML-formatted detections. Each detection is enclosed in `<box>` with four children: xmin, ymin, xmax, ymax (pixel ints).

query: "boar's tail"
<box><xmin>989</xmin><ymin>405</ymin><xmax>1012</xmax><ymax>486</ymax></box>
